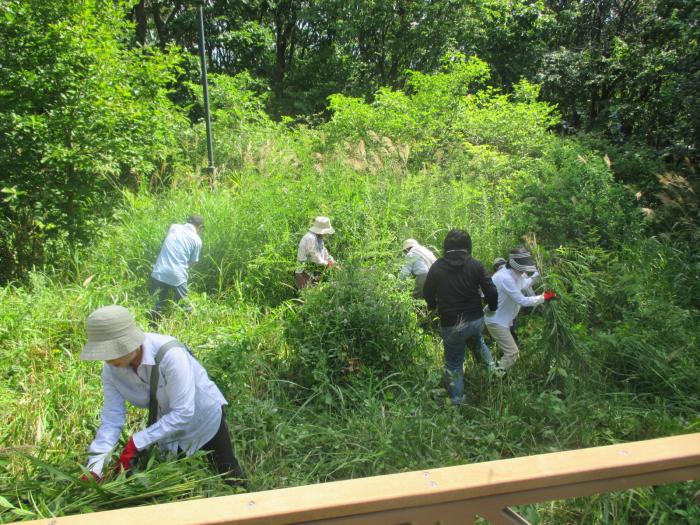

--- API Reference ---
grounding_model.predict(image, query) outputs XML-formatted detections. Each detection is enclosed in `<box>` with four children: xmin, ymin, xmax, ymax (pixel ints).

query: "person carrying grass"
<box><xmin>80</xmin><ymin>305</ymin><xmax>245</xmax><ymax>487</ymax></box>
<box><xmin>423</xmin><ymin>229</ymin><xmax>498</xmax><ymax>406</ymax></box>
<box><xmin>149</xmin><ymin>214</ymin><xmax>204</xmax><ymax>322</ymax></box>
<box><xmin>399</xmin><ymin>238</ymin><xmax>437</xmax><ymax>299</ymax></box>
<box><xmin>295</xmin><ymin>216</ymin><xmax>336</xmax><ymax>289</ymax></box>
<box><xmin>485</xmin><ymin>248</ymin><xmax>556</xmax><ymax>376</ymax></box>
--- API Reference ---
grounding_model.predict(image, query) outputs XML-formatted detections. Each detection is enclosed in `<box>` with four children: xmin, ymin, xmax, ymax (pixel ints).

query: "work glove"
<box><xmin>80</xmin><ymin>471</ymin><xmax>102</xmax><ymax>483</ymax></box>
<box><xmin>543</xmin><ymin>291</ymin><xmax>558</xmax><ymax>302</ymax></box>
<box><xmin>116</xmin><ymin>436</ymin><xmax>139</xmax><ymax>472</ymax></box>
<box><xmin>327</xmin><ymin>259</ymin><xmax>335</xmax><ymax>269</ymax></box>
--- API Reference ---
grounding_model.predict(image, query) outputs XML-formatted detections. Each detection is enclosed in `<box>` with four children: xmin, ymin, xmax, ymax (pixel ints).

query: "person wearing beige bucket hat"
<box><xmin>81</xmin><ymin>305</ymin><xmax>245</xmax><ymax>486</ymax></box>
<box><xmin>295</xmin><ymin>216</ymin><xmax>336</xmax><ymax>289</ymax></box>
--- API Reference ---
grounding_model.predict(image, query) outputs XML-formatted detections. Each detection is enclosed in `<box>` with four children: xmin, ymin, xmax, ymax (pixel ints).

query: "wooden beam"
<box><xmin>16</xmin><ymin>433</ymin><xmax>700</xmax><ymax>525</ymax></box>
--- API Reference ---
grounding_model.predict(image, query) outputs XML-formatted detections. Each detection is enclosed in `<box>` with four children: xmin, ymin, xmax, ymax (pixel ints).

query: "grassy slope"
<box><xmin>1</xmin><ymin>85</ymin><xmax>699</xmax><ymax>523</ymax></box>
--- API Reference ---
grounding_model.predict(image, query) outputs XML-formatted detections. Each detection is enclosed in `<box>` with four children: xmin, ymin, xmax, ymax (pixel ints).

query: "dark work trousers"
<box><xmin>148</xmin><ymin>277</ymin><xmax>191</xmax><ymax>326</ymax></box>
<box><xmin>201</xmin><ymin>410</ymin><xmax>246</xmax><ymax>487</ymax></box>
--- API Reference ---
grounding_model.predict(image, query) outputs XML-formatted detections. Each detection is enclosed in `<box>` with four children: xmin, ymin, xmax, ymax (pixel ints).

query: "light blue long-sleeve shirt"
<box><xmin>151</xmin><ymin>223</ymin><xmax>202</xmax><ymax>286</ymax></box>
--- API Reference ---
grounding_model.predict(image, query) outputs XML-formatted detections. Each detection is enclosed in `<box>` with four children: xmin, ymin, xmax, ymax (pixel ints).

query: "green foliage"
<box><xmin>183</xmin><ymin>72</ymin><xmax>277</xmax><ymax>174</ymax></box>
<box><xmin>510</xmin><ymin>141</ymin><xmax>642</xmax><ymax>247</ymax></box>
<box><xmin>0</xmin><ymin>0</ymin><xmax>186</xmax><ymax>282</ymax></box>
<box><xmin>116</xmin><ymin>0</ymin><xmax>697</xmax><ymax>182</ymax></box>
<box><xmin>326</xmin><ymin>55</ymin><xmax>559</xmax><ymax>164</ymax></box>
<box><xmin>533</xmin><ymin>241</ymin><xmax>700</xmax><ymax>409</ymax></box>
<box><xmin>0</xmin><ymin>451</ymin><xmax>232</xmax><ymax>521</ymax></box>
<box><xmin>539</xmin><ymin>0</ymin><xmax>700</xmax><ymax>165</ymax></box>
<box><xmin>1</xmin><ymin>11</ymin><xmax>699</xmax><ymax>521</ymax></box>
<box><xmin>285</xmin><ymin>264</ymin><xmax>428</xmax><ymax>391</ymax></box>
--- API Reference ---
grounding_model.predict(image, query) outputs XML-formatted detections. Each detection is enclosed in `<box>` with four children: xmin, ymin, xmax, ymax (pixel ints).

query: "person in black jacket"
<box><xmin>423</xmin><ymin>229</ymin><xmax>498</xmax><ymax>406</ymax></box>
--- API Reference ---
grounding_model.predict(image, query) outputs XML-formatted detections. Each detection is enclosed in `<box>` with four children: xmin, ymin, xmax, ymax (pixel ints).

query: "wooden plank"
<box><xmin>16</xmin><ymin>433</ymin><xmax>700</xmax><ymax>525</ymax></box>
<box><xmin>303</xmin><ymin>499</ymin><xmax>478</xmax><ymax>525</ymax></box>
<box><xmin>474</xmin><ymin>464</ymin><xmax>700</xmax><ymax>510</ymax></box>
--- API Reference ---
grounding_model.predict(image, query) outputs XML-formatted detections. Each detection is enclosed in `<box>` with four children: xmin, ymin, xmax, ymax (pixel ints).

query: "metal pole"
<box><xmin>197</xmin><ymin>4</ymin><xmax>215</xmax><ymax>173</ymax></box>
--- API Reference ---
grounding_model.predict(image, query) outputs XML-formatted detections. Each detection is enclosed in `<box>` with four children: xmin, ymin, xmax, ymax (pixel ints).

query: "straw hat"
<box><xmin>81</xmin><ymin>305</ymin><xmax>145</xmax><ymax>361</ymax></box>
<box><xmin>402</xmin><ymin>239</ymin><xmax>418</xmax><ymax>251</ymax></box>
<box><xmin>309</xmin><ymin>216</ymin><xmax>335</xmax><ymax>235</ymax></box>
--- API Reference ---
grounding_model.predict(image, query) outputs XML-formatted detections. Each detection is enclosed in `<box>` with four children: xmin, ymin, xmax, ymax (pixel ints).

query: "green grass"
<box><xmin>1</xmin><ymin>69</ymin><xmax>699</xmax><ymax>524</ymax></box>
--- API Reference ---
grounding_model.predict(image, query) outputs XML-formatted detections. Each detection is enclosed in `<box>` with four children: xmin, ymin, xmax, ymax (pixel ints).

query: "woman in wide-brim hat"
<box><xmin>295</xmin><ymin>216</ymin><xmax>336</xmax><ymax>289</ymax></box>
<box><xmin>484</xmin><ymin>248</ymin><xmax>557</xmax><ymax>375</ymax></box>
<box><xmin>80</xmin><ymin>305</ymin><xmax>244</xmax><ymax>486</ymax></box>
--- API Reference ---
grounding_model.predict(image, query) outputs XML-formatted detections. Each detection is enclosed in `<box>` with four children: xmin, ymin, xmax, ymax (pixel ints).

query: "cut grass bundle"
<box><xmin>0</xmin><ymin>451</ymin><xmax>235</xmax><ymax>523</ymax></box>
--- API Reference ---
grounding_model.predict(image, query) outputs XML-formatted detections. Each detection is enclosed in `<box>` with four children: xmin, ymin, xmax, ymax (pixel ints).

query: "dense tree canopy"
<box><xmin>123</xmin><ymin>0</ymin><xmax>698</xmax><ymax>165</ymax></box>
<box><xmin>1</xmin><ymin>0</ymin><xmax>698</xmax><ymax>280</ymax></box>
<box><xmin>0</xmin><ymin>0</ymin><xmax>184</xmax><ymax>280</ymax></box>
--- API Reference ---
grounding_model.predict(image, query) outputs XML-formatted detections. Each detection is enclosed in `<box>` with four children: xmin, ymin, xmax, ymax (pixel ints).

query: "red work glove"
<box><xmin>543</xmin><ymin>290</ymin><xmax>558</xmax><ymax>302</ymax></box>
<box><xmin>80</xmin><ymin>471</ymin><xmax>101</xmax><ymax>483</ymax></box>
<box><xmin>116</xmin><ymin>437</ymin><xmax>139</xmax><ymax>472</ymax></box>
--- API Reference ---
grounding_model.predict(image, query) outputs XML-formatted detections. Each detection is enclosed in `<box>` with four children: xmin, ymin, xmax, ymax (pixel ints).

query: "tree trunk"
<box><xmin>273</xmin><ymin>2</ymin><xmax>298</xmax><ymax>98</ymax></box>
<box><xmin>133</xmin><ymin>0</ymin><xmax>147</xmax><ymax>46</ymax></box>
<box><xmin>152</xmin><ymin>0</ymin><xmax>168</xmax><ymax>49</ymax></box>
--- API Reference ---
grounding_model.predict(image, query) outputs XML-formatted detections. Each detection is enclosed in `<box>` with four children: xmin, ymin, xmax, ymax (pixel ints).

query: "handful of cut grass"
<box><xmin>0</xmin><ymin>451</ymin><xmax>235</xmax><ymax>523</ymax></box>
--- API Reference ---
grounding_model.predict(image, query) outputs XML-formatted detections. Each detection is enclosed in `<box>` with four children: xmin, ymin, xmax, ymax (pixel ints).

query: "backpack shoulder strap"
<box><xmin>147</xmin><ymin>339</ymin><xmax>188</xmax><ymax>427</ymax></box>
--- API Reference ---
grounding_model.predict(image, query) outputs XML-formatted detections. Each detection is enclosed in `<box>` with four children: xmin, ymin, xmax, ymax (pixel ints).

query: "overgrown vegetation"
<box><xmin>1</xmin><ymin>1</ymin><xmax>699</xmax><ymax>524</ymax></box>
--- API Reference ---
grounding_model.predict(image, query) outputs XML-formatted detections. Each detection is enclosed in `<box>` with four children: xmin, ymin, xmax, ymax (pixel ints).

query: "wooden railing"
<box><xmin>20</xmin><ymin>433</ymin><xmax>700</xmax><ymax>525</ymax></box>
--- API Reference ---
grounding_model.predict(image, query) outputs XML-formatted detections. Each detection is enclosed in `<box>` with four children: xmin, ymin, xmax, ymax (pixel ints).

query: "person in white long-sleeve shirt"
<box><xmin>485</xmin><ymin>248</ymin><xmax>556</xmax><ymax>374</ymax></box>
<box><xmin>399</xmin><ymin>239</ymin><xmax>437</xmax><ymax>299</ymax></box>
<box><xmin>492</xmin><ymin>256</ymin><xmax>539</xmax><ymax>345</ymax></box>
<box><xmin>80</xmin><ymin>305</ymin><xmax>244</xmax><ymax>486</ymax></box>
<box><xmin>295</xmin><ymin>216</ymin><xmax>336</xmax><ymax>289</ymax></box>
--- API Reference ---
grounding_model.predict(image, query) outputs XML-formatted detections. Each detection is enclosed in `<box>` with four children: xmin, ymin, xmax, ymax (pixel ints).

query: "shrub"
<box><xmin>509</xmin><ymin>141</ymin><xmax>643</xmax><ymax>247</ymax></box>
<box><xmin>284</xmin><ymin>263</ymin><xmax>429</xmax><ymax>392</ymax></box>
<box><xmin>183</xmin><ymin>72</ymin><xmax>278</xmax><ymax>174</ymax></box>
<box><xmin>324</xmin><ymin>54</ymin><xmax>558</xmax><ymax>165</ymax></box>
<box><xmin>531</xmin><ymin>242</ymin><xmax>700</xmax><ymax>409</ymax></box>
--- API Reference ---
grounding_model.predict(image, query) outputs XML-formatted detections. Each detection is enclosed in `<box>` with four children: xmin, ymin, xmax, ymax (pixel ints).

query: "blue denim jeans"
<box><xmin>477</xmin><ymin>335</ymin><xmax>495</xmax><ymax>368</ymax></box>
<box><xmin>440</xmin><ymin>317</ymin><xmax>486</xmax><ymax>404</ymax></box>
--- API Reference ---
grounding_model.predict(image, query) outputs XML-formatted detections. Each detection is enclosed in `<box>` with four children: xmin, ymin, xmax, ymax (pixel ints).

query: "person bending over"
<box><xmin>81</xmin><ymin>305</ymin><xmax>245</xmax><ymax>487</ymax></box>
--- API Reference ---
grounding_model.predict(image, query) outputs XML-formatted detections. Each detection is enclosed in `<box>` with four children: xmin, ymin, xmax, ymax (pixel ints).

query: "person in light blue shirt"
<box><xmin>149</xmin><ymin>215</ymin><xmax>204</xmax><ymax>321</ymax></box>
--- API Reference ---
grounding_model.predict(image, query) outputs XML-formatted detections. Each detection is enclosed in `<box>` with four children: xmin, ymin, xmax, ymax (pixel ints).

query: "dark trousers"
<box><xmin>148</xmin><ymin>277</ymin><xmax>191</xmax><ymax>323</ymax></box>
<box><xmin>202</xmin><ymin>411</ymin><xmax>246</xmax><ymax>487</ymax></box>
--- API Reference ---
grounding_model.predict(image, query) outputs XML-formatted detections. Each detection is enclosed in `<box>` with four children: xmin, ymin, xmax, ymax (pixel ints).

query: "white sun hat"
<box><xmin>81</xmin><ymin>305</ymin><xmax>145</xmax><ymax>361</ymax></box>
<box><xmin>402</xmin><ymin>238</ymin><xmax>418</xmax><ymax>251</ymax></box>
<box><xmin>309</xmin><ymin>216</ymin><xmax>335</xmax><ymax>235</ymax></box>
